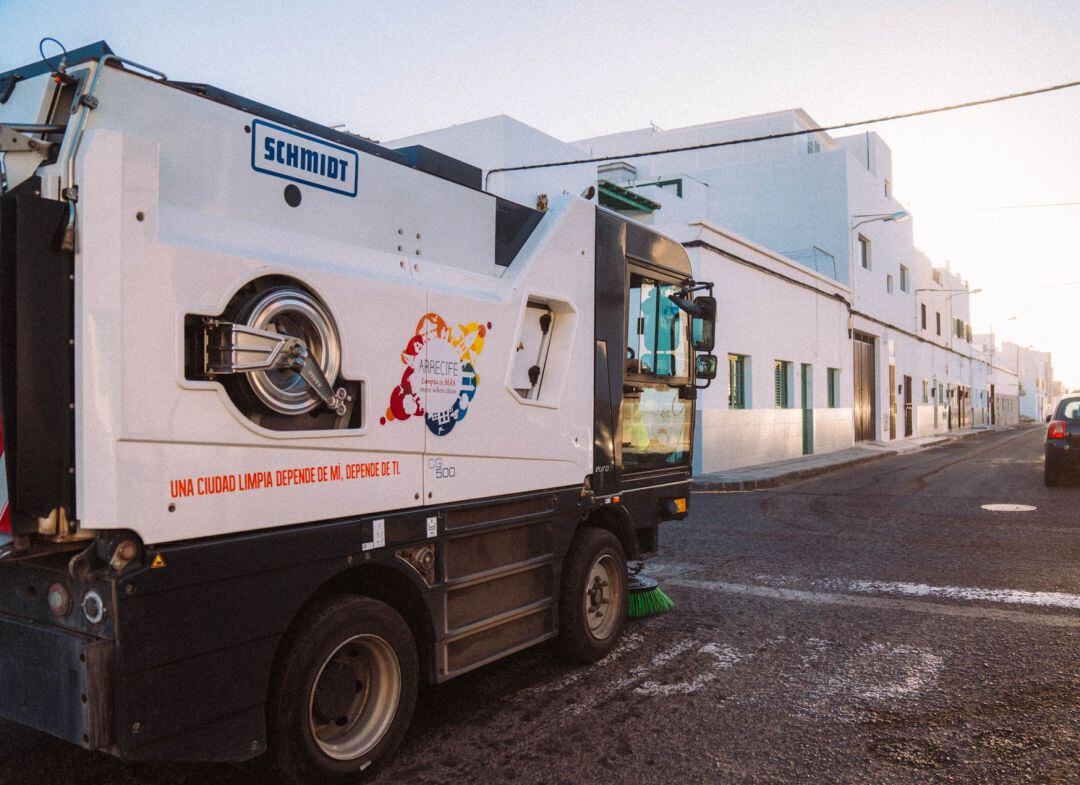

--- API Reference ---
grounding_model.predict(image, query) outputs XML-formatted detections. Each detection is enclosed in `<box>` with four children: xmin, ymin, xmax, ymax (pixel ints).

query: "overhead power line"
<box><xmin>971</xmin><ymin>201</ymin><xmax>1080</xmax><ymax>211</ymax></box>
<box><xmin>997</xmin><ymin>280</ymin><xmax>1080</xmax><ymax>290</ymax></box>
<box><xmin>486</xmin><ymin>78</ymin><xmax>1080</xmax><ymax>178</ymax></box>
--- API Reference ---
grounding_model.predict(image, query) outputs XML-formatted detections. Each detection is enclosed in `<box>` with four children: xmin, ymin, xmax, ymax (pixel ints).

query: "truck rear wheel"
<box><xmin>268</xmin><ymin>595</ymin><xmax>418</xmax><ymax>783</ymax></box>
<box><xmin>556</xmin><ymin>527</ymin><xmax>628</xmax><ymax>663</ymax></box>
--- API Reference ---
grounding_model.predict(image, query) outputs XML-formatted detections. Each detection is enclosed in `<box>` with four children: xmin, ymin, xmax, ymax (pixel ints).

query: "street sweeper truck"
<box><xmin>0</xmin><ymin>41</ymin><xmax>717</xmax><ymax>781</ymax></box>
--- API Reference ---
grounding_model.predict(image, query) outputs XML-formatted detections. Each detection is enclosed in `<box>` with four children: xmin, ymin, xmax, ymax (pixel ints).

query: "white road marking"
<box><xmin>803</xmin><ymin>575</ymin><xmax>1080</xmax><ymax>611</ymax></box>
<box><xmin>513</xmin><ymin>631</ymin><xmax>644</xmax><ymax>700</ymax></box>
<box><xmin>633</xmin><ymin>642</ymin><xmax>744</xmax><ymax>697</ymax></box>
<box><xmin>668</xmin><ymin>578</ymin><xmax>1080</xmax><ymax>628</ymax></box>
<box><xmin>640</xmin><ymin>561</ymin><xmax>706</xmax><ymax>577</ymax></box>
<box><xmin>558</xmin><ymin>636</ymin><xmax>750</xmax><ymax>715</ymax></box>
<box><xmin>981</xmin><ymin>503</ymin><xmax>1037</xmax><ymax>512</ymax></box>
<box><xmin>795</xmin><ymin>641</ymin><xmax>946</xmax><ymax>721</ymax></box>
<box><xmin>851</xmin><ymin>643</ymin><xmax>945</xmax><ymax>701</ymax></box>
<box><xmin>752</xmin><ymin>573</ymin><xmax>1080</xmax><ymax>611</ymax></box>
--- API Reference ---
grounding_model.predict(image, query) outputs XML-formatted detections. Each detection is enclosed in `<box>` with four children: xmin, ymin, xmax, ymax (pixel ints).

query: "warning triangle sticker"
<box><xmin>150</xmin><ymin>553</ymin><xmax>167</xmax><ymax>569</ymax></box>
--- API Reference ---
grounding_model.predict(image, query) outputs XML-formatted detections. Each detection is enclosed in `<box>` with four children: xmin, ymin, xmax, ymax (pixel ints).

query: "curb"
<box><xmin>691</xmin><ymin>426</ymin><xmax>1017</xmax><ymax>492</ymax></box>
<box><xmin>692</xmin><ymin>450</ymin><xmax>898</xmax><ymax>491</ymax></box>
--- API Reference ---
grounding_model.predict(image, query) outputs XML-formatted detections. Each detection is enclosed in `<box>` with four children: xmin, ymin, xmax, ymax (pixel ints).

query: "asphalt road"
<box><xmin>9</xmin><ymin>425</ymin><xmax>1080</xmax><ymax>784</ymax></box>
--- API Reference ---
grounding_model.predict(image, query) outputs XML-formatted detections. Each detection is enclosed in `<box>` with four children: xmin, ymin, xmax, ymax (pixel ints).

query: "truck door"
<box><xmin>621</xmin><ymin>270</ymin><xmax>692</xmax><ymax>476</ymax></box>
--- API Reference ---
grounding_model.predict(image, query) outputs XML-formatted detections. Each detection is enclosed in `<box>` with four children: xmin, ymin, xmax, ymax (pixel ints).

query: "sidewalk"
<box><xmin>692</xmin><ymin>425</ymin><xmax>1023</xmax><ymax>492</ymax></box>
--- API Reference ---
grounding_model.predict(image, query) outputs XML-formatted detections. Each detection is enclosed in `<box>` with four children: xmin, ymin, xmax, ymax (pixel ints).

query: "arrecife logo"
<box><xmin>250</xmin><ymin>119</ymin><xmax>359</xmax><ymax>197</ymax></box>
<box><xmin>382</xmin><ymin>313</ymin><xmax>488</xmax><ymax>437</ymax></box>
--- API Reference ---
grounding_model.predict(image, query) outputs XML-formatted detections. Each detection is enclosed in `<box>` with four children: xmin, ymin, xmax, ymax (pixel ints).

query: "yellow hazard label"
<box><xmin>150</xmin><ymin>553</ymin><xmax>167</xmax><ymax>569</ymax></box>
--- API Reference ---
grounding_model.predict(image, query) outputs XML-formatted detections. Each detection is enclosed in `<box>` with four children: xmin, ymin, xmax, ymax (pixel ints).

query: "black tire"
<box><xmin>268</xmin><ymin>596</ymin><xmax>418</xmax><ymax>784</ymax></box>
<box><xmin>556</xmin><ymin>527</ymin><xmax>628</xmax><ymax>663</ymax></box>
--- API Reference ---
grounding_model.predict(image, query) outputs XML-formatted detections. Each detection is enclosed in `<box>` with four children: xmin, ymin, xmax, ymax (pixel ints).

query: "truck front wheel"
<box><xmin>556</xmin><ymin>527</ymin><xmax>628</xmax><ymax>663</ymax></box>
<box><xmin>268</xmin><ymin>595</ymin><xmax>418</xmax><ymax>783</ymax></box>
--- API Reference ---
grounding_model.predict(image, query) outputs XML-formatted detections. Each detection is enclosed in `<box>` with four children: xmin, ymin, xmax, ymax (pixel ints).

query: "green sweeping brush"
<box><xmin>627</xmin><ymin>574</ymin><xmax>675</xmax><ymax>618</ymax></box>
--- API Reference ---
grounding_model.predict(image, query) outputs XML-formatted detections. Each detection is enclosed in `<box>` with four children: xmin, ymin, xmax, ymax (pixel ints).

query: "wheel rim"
<box><xmin>308</xmin><ymin>634</ymin><xmax>400</xmax><ymax>761</ymax></box>
<box><xmin>243</xmin><ymin>288</ymin><xmax>341</xmax><ymax>415</ymax></box>
<box><xmin>583</xmin><ymin>553</ymin><xmax>622</xmax><ymax>640</ymax></box>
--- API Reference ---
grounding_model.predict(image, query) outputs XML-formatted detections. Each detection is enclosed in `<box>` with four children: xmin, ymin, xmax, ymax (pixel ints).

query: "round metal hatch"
<box><xmin>240</xmin><ymin>286</ymin><xmax>341</xmax><ymax>416</ymax></box>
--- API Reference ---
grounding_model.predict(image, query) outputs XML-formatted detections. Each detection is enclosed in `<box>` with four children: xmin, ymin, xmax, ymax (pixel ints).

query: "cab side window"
<box><xmin>626</xmin><ymin>273</ymin><xmax>689</xmax><ymax>380</ymax></box>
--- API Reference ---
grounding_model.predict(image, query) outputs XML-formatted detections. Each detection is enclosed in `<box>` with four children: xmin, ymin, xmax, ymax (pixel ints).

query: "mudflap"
<box><xmin>0</xmin><ymin>612</ymin><xmax>112</xmax><ymax>749</ymax></box>
<box><xmin>0</xmin><ymin>180</ymin><xmax>76</xmax><ymax>534</ymax></box>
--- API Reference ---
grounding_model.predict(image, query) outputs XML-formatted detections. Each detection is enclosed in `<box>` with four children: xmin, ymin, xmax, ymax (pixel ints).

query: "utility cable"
<box><xmin>970</xmin><ymin>201</ymin><xmax>1080</xmax><ymax>210</ymax></box>
<box><xmin>485</xmin><ymin>78</ymin><xmax>1080</xmax><ymax>180</ymax></box>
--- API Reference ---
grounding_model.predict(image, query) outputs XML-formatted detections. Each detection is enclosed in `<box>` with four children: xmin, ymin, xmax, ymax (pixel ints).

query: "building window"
<box><xmin>884</xmin><ymin>178</ymin><xmax>891</xmax><ymax>198</ymax></box>
<box><xmin>774</xmin><ymin>360</ymin><xmax>792</xmax><ymax>408</ymax></box>
<box><xmin>965</xmin><ymin>324</ymin><xmax>972</xmax><ymax>343</ymax></box>
<box><xmin>900</xmin><ymin>265</ymin><xmax>909</xmax><ymax>293</ymax></box>
<box><xmin>922</xmin><ymin>380</ymin><xmax>929</xmax><ymax>403</ymax></box>
<box><xmin>858</xmin><ymin>235</ymin><xmax>871</xmax><ymax>270</ymax></box>
<box><xmin>955</xmin><ymin>318</ymin><xmax>964</xmax><ymax>339</ymax></box>
<box><xmin>728</xmin><ymin>354</ymin><xmax>748</xmax><ymax>409</ymax></box>
<box><xmin>936</xmin><ymin>312</ymin><xmax>942</xmax><ymax>336</ymax></box>
<box><xmin>827</xmin><ymin>368</ymin><xmax>840</xmax><ymax>408</ymax></box>
<box><xmin>807</xmin><ymin>139</ymin><xmax>820</xmax><ymax>154</ymax></box>
<box><xmin>920</xmin><ymin>303</ymin><xmax>927</xmax><ymax>330</ymax></box>
<box><xmin>886</xmin><ymin>274</ymin><xmax>894</xmax><ymax>294</ymax></box>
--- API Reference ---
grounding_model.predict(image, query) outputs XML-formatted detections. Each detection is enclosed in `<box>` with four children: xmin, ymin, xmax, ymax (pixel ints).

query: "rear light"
<box><xmin>1048</xmin><ymin>420</ymin><xmax>1068</xmax><ymax>440</ymax></box>
<box><xmin>47</xmin><ymin>582</ymin><xmax>72</xmax><ymax>617</ymax></box>
<box><xmin>0</xmin><ymin>414</ymin><xmax>9</xmax><ymax>535</ymax></box>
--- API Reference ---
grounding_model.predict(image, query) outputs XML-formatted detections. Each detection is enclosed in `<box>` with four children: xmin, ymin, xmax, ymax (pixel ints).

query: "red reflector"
<box><xmin>0</xmin><ymin>414</ymin><xmax>9</xmax><ymax>534</ymax></box>
<box><xmin>1048</xmin><ymin>420</ymin><xmax>1068</xmax><ymax>440</ymax></box>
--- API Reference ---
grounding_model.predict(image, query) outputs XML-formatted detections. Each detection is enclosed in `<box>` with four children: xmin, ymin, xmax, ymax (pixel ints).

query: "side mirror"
<box><xmin>696</xmin><ymin>354</ymin><xmax>718</xmax><ymax>381</ymax></box>
<box><xmin>1046</xmin><ymin>415</ymin><xmax>1052</xmax><ymax>423</ymax></box>
<box><xmin>691</xmin><ymin>296</ymin><xmax>716</xmax><ymax>352</ymax></box>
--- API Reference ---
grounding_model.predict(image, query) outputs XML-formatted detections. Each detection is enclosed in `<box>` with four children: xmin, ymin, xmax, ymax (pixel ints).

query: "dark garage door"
<box><xmin>853</xmin><ymin>331</ymin><xmax>876</xmax><ymax>442</ymax></box>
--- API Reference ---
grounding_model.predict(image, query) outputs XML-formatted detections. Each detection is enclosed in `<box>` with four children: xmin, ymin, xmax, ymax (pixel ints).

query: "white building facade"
<box><xmin>389</xmin><ymin>111</ymin><xmax>1029</xmax><ymax>472</ymax></box>
<box><xmin>998</xmin><ymin>342</ymin><xmax>1054</xmax><ymax>421</ymax></box>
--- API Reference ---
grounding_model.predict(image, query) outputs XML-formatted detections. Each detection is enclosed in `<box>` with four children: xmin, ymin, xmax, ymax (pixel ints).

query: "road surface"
<box><xmin>8</xmin><ymin>426</ymin><xmax>1078</xmax><ymax>784</ymax></box>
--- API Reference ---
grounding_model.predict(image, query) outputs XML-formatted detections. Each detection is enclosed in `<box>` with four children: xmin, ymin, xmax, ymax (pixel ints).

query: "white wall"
<box><xmin>1002</xmin><ymin>343</ymin><xmax>1053</xmax><ymax>420</ymax></box>
<box><xmin>387</xmin><ymin>114</ymin><xmax>581</xmax><ymax>171</ymax></box>
<box><xmin>670</xmin><ymin>222</ymin><xmax>853</xmax><ymax>473</ymax></box>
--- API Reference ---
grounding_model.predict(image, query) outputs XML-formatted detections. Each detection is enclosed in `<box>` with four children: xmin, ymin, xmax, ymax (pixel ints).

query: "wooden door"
<box><xmin>853</xmin><ymin>332</ymin><xmax>876</xmax><ymax>442</ymax></box>
<box><xmin>903</xmin><ymin>375</ymin><xmax>913</xmax><ymax>437</ymax></box>
<box><xmin>888</xmin><ymin>365</ymin><xmax>897</xmax><ymax>440</ymax></box>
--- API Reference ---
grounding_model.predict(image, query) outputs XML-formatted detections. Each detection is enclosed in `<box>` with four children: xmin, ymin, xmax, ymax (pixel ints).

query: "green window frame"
<box><xmin>774</xmin><ymin>360</ymin><xmax>792</xmax><ymax>408</ymax></box>
<box><xmin>827</xmin><ymin>368</ymin><xmax>840</xmax><ymax>408</ymax></box>
<box><xmin>728</xmin><ymin>354</ymin><xmax>747</xmax><ymax>409</ymax></box>
<box><xmin>635</xmin><ymin>177</ymin><xmax>684</xmax><ymax>198</ymax></box>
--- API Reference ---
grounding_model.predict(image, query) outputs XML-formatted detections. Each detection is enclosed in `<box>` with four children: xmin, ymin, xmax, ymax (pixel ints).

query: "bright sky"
<box><xmin>3</xmin><ymin>0</ymin><xmax>1078</xmax><ymax>382</ymax></box>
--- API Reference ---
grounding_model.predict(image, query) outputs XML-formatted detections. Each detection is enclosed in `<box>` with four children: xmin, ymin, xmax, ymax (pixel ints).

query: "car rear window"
<box><xmin>1058</xmin><ymin>399</ymin><xmax>1080</xmax><ymax>420</ymax></box>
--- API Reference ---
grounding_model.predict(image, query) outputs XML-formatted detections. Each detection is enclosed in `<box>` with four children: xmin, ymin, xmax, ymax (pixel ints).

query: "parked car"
<box><xmin>1045</xmin><ymin>396</ymin><xmax>1080</xmax><ymax>486</ymax></box>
